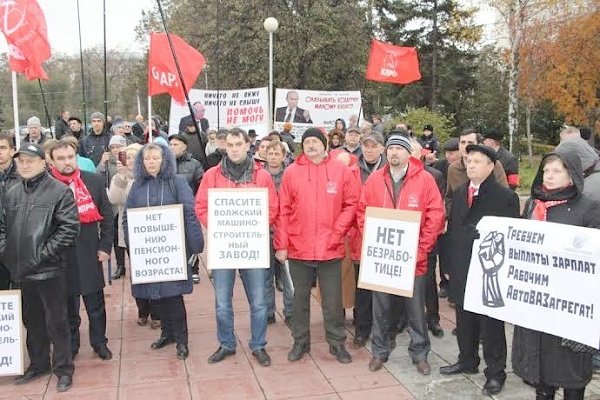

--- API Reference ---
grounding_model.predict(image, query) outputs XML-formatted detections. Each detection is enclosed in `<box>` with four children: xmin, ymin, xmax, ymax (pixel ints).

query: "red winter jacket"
<box><xmin>274</xmin><ymin>153</ymin><xmax>360</xmax><ymax>261</ymax></box>
<box><xmin>195</xmin><ymin>162</ymin><xmax>279</xmax><ymax>227</ymax></box>
<box><xmin>356</xmin><ymin>157</ymin><xmax>445</xmax><ymax>276</ymax></box>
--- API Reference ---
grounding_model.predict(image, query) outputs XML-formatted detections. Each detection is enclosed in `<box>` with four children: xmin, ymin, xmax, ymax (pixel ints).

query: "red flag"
<box><xmin>148</xmin><ymin>32</ymin><xmax>206</xmax><ymax>104</ymax></box>
<box><xmin>365</xmin><ymin>39</ymin><xmax>421</xmax><ymax>85</ymax></box>
<box><xmin>0</xmin><ymin>0</ymin><xmax>51</xmax><ymax>80</ymax></box>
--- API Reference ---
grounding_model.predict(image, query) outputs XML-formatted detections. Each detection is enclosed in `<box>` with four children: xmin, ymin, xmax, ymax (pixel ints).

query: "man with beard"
<box><xmin>49</xmin><ymin>140</ymin><xmax>114</xmax><ymax>361</ymax></box>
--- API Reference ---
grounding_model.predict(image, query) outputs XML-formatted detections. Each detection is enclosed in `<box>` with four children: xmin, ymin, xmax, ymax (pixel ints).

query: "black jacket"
<box><xmin>447</xmin><ymin>173</ymin><xmax>520</xmax><ymax>307</ymax></box>
<box><xmin>65</xmin><ymin>171</ymin><xmax>114</xmax><ymax>296</ymax></box>
<box><xmin>0</xmin><ymin>161</ymin><xmax>19</xmax><ymax>211</ymax></box>
<box><xmin>206</xmin><ymin>149</ymin><xmax>225</xmax><ymax>170</ymax></box>
<box><xmin>512</xmin><ymin>152</ymin><xmax>600</xmax><ymax>389</ymax></box>
<box><xmin>0</xmin><ymin>171</ymin><xmax>80</xmax><ymax>283</ymax></box>
<box><xmin>79</xmin><ymin>130</ymin><xmax>112</xmax><ymax>166</ymax></box>
<box><xmin>55</xmin><ymin>117</ymin><xmax>70</xmax><ymax>139</ymax></box>
<box><xmin>176</xmin><ymin>152</ymin><xmax>204</xmax><ymax>194</ymax></box>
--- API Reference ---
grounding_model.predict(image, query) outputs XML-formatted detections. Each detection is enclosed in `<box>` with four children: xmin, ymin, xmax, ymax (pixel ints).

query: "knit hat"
<box><xmin>466</xmin><ymin>144</ymin><xmax>498</xmax><ymax>163</ymax></box>
<box><xmin>556</xmin><ymin>137</ymin><xmax>599</xmax><ymax>171</ymax></box>
<box><xmin>90</xmin><ymin>112</ymin><xmax>105</xmax><ymax>122</ymax></box>
<box><xmin>109</xmin><ymin>135</ymin><xmax>127</xmax><ymax>148</ymax></box>
<box><xmin>385</xmin><ymin>135</ymin><xmax>411</xmax><ymax>154</ymax></box>
<box><xmin>27</xmin><ymin>116</ymin><xmax>41</xmax><ymax>128</ymax></box>
<box><xmin>301</xmin><ymin>128</ymin><xmax>327</xmax><ymax>149</ymax></box>
<box><xmin>168</xmin><ymin>133</ymin><xmax>188</xmax><ymax>146</ymax></box>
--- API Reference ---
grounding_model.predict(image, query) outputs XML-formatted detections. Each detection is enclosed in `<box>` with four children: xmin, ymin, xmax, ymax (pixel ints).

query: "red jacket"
<box><xmin>357</xmin><ymin>157</ymin><xmax>445</xmax><ymax>276</ymax></box>
<box><xmin>274</xmin><ymin>153</ymin><xmax>360</xmax><ymax>261</ymax></box>
<box><xmin>195</xmin><ymin>162</ymin><xmax>279</xmax><ymax>227</ymax></box>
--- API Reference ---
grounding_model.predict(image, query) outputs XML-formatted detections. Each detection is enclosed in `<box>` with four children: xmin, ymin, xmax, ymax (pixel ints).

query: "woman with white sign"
<box><xmin>123</xmin><ymin>142</ymin><xmax>204</xmax><ymax>360</ymax></box>
<box><xmin>512</xmin><ymin>151</ymin><xmax>600</xmax><ymax>400</ymax></box>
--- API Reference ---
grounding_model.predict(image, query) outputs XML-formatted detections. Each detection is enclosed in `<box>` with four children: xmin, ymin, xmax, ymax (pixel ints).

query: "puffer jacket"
<box><xmin>274</xmin><ymin>153</ymin><xmax>360</xmax><ymax>261</ymax></box>
<box><xmin>124</xmin><ymin>144</ymin><xmax>204</xmax><ymax>300</ymax></box>
<box><xmin>356</xmin><ymin>157</ymin><xmax>445</xmax><ymax>276</ymax></box>
<box><xmin>0</xmin><ymin>171</ymin><xmax>80</xmax><ymax>282</ymax></box>
<box><xmin>176</xmin><ymin>152</ymin><xmax>204</xmax><ymax>195</ymax></box>
<box><xmin>512</xmin><ymin>152</ymin><xmax>600</xmax><ymax>389</ymax></box>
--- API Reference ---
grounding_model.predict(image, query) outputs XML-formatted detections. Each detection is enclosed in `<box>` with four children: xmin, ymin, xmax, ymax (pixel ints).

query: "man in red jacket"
<box><xmin>357</xmin><ymin>135</ymin><xmax>445</xmax><ymax>375</ymax></box>
<box><xmin>275</xmin><ymin>128</ymin><xmax>360</xmax><ymax>364</ymax></box>
<box><xmin>196</xmin><ymin>128</ymin><xmax>279</xmax><ymax>368</ymax></box>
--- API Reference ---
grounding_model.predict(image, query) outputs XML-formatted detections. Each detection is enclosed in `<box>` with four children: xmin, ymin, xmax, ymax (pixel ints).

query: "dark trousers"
<box><xmin>0</xmin><ymin>263</ymin><xmax>10</xmax><ymax>290</ymax></box>
<box><xmin>372</xmin><ymin>275</ymin><xmax>430</xmax><ymax>362</ymax></box>
<box><xmin>289</xmin><ymin>259</ymin><xmax>345</xmax><ymax>346</ymax></box>
<box><xmin>353</xmin><ymin>262</ymin><xmax>372</xmax><ymax>338</ymax></box>
<box><xmin>425</xmin><ymin>249</ymin><xmax>440</xmax><ymax>325</ymax></box>
<box><xmin>536</xmin><ymin>384</ymin><xmax>585</xmax><ymax>400</ymax></box>
<box><xmin>136</xmin><ymin>298</ymin><xmax>160</xmax><ymax>321</ymax></box>
<box><xmin>114</xmin><ymin>215</ymin><xmax>125</xmax><ymax>267</ymax></box>
<box><xmin>157</xmin><ymin>295</ymin><xmax>188</xmax><ymax>345</ymax></box>
<box><xmin>67</xmin><ymin>290</ymin><xmax>108</xmax><ymax>352</ymax></box>
<box><xmin>456</xmin><ymin>306</ymin><xmax>506</xmax><ymax>380</ymax></box>
<box><xmin>389</xmin><ymin>295</ymin><xmax>407</xmax><ymax>336</ymax></box>
<box><xmin>21</xmin><ymin>277</ymin><xmax>74</xmax><ymax>377</ymax></box>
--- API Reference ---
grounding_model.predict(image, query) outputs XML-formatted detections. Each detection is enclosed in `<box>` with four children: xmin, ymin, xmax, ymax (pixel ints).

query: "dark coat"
<box><xmin>79</xmin><ymin>130</ymin><xmax>112</xmax><ymax>166</ymax></box>
<box><xmin>274</xmin><ymin>106</ymin><xmax>312</xmax><ymax>123</ymax></box>
<box><xmin>0</xmin><ymin>171</ymin><xmax>80</xmax><ymax>283</ymax></box>
<box><xmin>512</xmin><ymin>152</ymin><xmax>600</xmax><ymax>389</ymax></box>
<box><xmin>178</xmin><ymin>116</ymin><xmax>209</xmax><ymax>134</ymax></box>
<box><xmin>0</xmin><ymin>161</ymin><xmax>19</xmax><ymax>210</ymax></box>
<box><xmin>124</xmin><ymin>144</ymin><xmax>204</xmax><ymax>300</ymax></box>
<box><xmin>447</xmin><ymin>173</ymin><xmax>520</xmax><ymax>307</ymax></box>
<box><xmin>175</xmin><ymin>152</ymin><xmax>204</xmax><ymax>195</ymax></box>
<box><xmin>66</xmin><ymin>171</ymin><xmax>114</xmax><ymax>296</ymax></box>
<box><xmin>55</xmin><ymin>117</ymin><xmax>70</xmax><ymax>139</ymax></box>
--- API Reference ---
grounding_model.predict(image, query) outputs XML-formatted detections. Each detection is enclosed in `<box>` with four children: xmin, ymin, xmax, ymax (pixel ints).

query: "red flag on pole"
<box><xmin>148</xmin><ymin>32</ymin><xmax>206</xmax><ymax>104</ymax></box>
<box><xmin>365</xmin><ymin>39</ymin><xmax>421</xmax><ymax>85</ymax></box>
<box><xmin>0</xmin><ymin>0</ymin><xmax>51</xmax><ymax>80</ymax></box>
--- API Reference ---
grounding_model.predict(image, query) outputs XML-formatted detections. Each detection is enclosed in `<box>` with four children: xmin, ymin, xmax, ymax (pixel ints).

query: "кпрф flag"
<box><xmin>0</xmin><ymin>0</ymin><xmax>51</xmax><ymax>80</ymax></box>
<box><xmin>148</xmin><ymin>32</ymin><xmax>206</xmax><ymax>104</ymax></box>
<box><xmin>365</xmin><ymin>39</ymin><xmax>421</xmax><ymax>85</ymax></box>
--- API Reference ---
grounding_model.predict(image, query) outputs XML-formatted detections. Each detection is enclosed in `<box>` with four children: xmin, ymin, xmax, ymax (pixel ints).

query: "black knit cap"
<box><xmin>302</xmin><ymin>128</ymin><xmax>327</xmax><ymax>149</ymax></box>
<box><xmin>466</xmin><ymin>144</ymin><xmax>498</xmax><ymax>163</ymax></box>
<box><xmin>168</xmin><ymin>133</ymin><xmax>188</xmax><ymax>145</ymax></box>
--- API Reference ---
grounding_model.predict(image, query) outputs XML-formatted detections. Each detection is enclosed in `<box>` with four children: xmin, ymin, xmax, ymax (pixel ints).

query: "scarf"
<box><xmin>50</xmin><ymin>167</ymin><xmax>103</xmax><ymax>223</ymax></box>
<box><xmin>530</xmin><ymin>184</ymin><xmax>576</xmax><ymax>221</ymax></box>
<box><xmin>221</xmin><ymin>155</ymin><xmax>254</xmax><ymax>184</ymax></box>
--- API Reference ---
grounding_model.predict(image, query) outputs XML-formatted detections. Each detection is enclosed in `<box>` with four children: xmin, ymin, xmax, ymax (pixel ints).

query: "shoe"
<box><xmin>176</xmin><ymin>343</ymin><xmax>189</xmax><ymax>360</ymax></box>
<box><xmin>482</xmin><ymin>377</ymin><xmax>505</xmax><ymax>395</ymax></box>
<box><xmin>429</xmin><ymin>323</ymin><xmax>444</xmax><ymax>338</ymax></box>
<box><xmin>151</xmin><ymin>336</ymin><xmax>175</xmax><ymax>349</ymax></box>
<box><xmin>111</xmin><ymin>265</ymin><xmax>125</xmax><ymax>280</ymax></box>
<box><xmin>439</xmin><ymin>362</ymin><xmax>478</xmax><ymax>375</ymax></box>
<box><xmin>252</xmin><ymin>349</ymin><xmax>271</xmax><ymax>367</ymax></box>
<box><xmin>94</xmin><ymin>345</ymin><xmax>113</xmax><ymax>360</ymax></box>
<box><xmin>416</xmin><ymin>360</ymin><xmax>431</xmax><ymax>375</ymax></box>
<box><xmin>284</xmin><ymin>316</ymin><xmax>292</xmax><ymax>329</ymax></box>
<box><xmin>329</xmin><ymin>344</ymin><xmax>352</xmax><ymax>364</ymax></box>
<box><xmin>56</xmin><ymin>375</ymin><xmax>72</xmax><ymax>393</ymax></box>
<box><xmin>208</xmin><ymin>346</ymin><xmax>236</xmax><ymax>364</ymax></box>
<box><xmin>352</xmin><ymin>335</ymin><xmax>368</xmax><ymax>348</ymax></box>
<box><xmin>150</xmin><ymin>320</ymin><xmax>161</xmax><ymax>329</ymax></box>
<box><xmin>438</xmin><ymin>286</ymin><xmax>448</xmax><ymax>298</ymax></box>
<box><xmin>369</xmin><ymin>357</ymin><xmax>386</xmax><ymax>372</ymax></box>
<box><xmin>137</xmin><ymin>317</ymin><xmax>148</xmax><ymax>327</ymax></box>
<box><xmin>287</xmin><ymin>342</ymin><xmax>310</xmax><ymax>362</ymax></box>
<box><xmin>14</xmin><ymin>367</ymin><xmax>50</xmax><ymax>385</ymax></box>
<box><xmin>192</xmin><ymin>274</ymin><xmax>200</xmax><ymax>284</ymax></box>
<box><xmin>267</xmin><ymin>314</ymin><xmax>276</xmax><ymax>325</ymax></box>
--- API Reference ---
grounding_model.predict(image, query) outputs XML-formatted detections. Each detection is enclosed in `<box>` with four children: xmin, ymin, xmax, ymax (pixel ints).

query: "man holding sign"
<box><xmin>357</xmin><ymin>134</ymin><xmax>444</xmax><ymax>375</ymax></box>
<box><xmin>196</xmin><ymin>128</ymin><xmax>278</xmax><ymax>367</ymax></box>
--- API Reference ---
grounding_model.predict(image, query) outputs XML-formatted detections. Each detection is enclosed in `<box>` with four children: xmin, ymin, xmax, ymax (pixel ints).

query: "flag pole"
<box><xmin>12</xmin><ymin>72</ymin><xmax>20</xmax><ymax>150</ymax></box>
<box><xmin>37</xmin><ymin>79</ymin><xmax>52</xmax><ymax>132</ymax></box>
<box><xmin>155</xmin><ymin>0</ymin><xmax>208</xmax><ymax>169</ymax></box>
<box><xmin>136</xmin><ymin>90</ymin><xmax>142</xmax><ymax>116</ymax></box>
<box><xmin>103</xmin><ymin>0</ymin><xmax>108</xmax><ymax>118</ymax></box>
<box><xmin>215</xmin><ymin>0</ymin><xmax>220</xmax><ymax>131</ymax></box>
<box><xmin>76</xmin><ymin>0</ymin><xmax>87</xmax><ymax>131</ymax></box>
<box><xmin>148</xmin><ymin>96</ymin><xmax>153</xmax><ymax>143</ymax></box>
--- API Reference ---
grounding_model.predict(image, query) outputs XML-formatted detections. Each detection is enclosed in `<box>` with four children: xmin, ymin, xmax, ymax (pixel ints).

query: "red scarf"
<box><xmin>50</xmin><ymin>167</ymin><xmax>103</xmax><ymax>223</ymax></box>
<box><xmin>531</xmin><ymin>199</ymin><xmax>567</xmax><ymax>221</ymax></box>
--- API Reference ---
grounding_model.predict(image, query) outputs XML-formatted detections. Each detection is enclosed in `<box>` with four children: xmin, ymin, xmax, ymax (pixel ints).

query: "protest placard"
<box><xmin>357</xmin><ymin>207</ymin><xmax>421</xmax><ymax>297</ymax></box>
<box><xmin>464</xmin><ymin>216</ymin><xmax>600</xmax><ymax>348</ymax></box>
<box><xmin>207</xmin><ymin>188</ymin><xmax>270</xmax><ymax>270</ymax></box>
<box><xmin>273</xmin><ymin>89</ymin><xmax>363</xmax><ymax>141</ymax></box>
<box><xmin>127</xmin><ymin>204</ymin><xmax>188</xmax><ymax>284</ymax></box>
<box><xmin>168</xmin><ymin>87</ymin><xmax>270</xmax><ymax>137</ymax></box>
<box><xmin>0</xmin><ymin>290</ymin><xmax>24</xmax><ymax>376</ymax></box>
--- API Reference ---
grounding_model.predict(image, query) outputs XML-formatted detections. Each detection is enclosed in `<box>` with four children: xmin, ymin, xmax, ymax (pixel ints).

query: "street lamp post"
<box><xmin>263</xmin><ymin>17</ymin><xmax>279</xmax><ymax>130</ymax></box>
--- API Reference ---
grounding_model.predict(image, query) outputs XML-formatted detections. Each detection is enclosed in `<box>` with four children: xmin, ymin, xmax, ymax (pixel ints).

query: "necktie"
<box><xmin>284</xmin><ymin>110</ymin><xmax>292</xmax><ymax>122</ymax></box>
<box><xmin>467</xmin><ymin>186</ymin><xmax>477</xmax><ymax>207</ymax></box>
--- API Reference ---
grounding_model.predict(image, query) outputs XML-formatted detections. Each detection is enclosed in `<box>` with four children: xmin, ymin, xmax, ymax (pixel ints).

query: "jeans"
<box><xmin>212</xmin><ymin>268</ymin><xmax>268</xmax><ymax>351</ymax></box>
<box><xmin>266</xmin><ymin>248</ymin><xmax>294</xmax><ymax>319</ymax></box>
<box><xmin>67</xmin><ymin>290</ymin><xmax>108</xmax><ymax>352</ymax></box>
<box><xmin>372</xmin><ymin>275</ymin><xmax>430</xmax><ymax>362</ymax></box>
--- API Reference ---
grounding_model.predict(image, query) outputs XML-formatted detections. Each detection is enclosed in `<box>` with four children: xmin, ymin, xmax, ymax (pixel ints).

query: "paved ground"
<box><xmin>1</xmin><ymin>258</ymin><xmax>599</xmax><ymax>400</ymax></box>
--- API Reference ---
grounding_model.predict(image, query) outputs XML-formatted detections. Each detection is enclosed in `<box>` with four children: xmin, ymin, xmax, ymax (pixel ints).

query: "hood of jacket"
<box><xmin>556</xmin><ymin>137</ymin><xmax>599</xmax><ymax>172</ymax></box>
<box><xmin>532</xmin><ymin>151</ymin><xmax>584</xmax><ymax>196</ymax></box>
<box><xmin>134</xmin><ymin>142</ymin><xmax>176</xmax><ymax>180</ymax></box>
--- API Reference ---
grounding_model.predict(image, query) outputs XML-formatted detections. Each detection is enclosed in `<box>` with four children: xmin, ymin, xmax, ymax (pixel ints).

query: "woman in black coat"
<box><xmin>124</xmin><ymin>142</ymin><xmax>204</xmax><ymax>360</ymax></box>
<box><xmin>512</xmin><ymin>152</ymin><xmax>600</xmax><ymax>400</ymax></box>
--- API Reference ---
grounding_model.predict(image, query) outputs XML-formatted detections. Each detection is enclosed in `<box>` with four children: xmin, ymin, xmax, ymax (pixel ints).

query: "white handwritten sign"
<box><xmin>0</xmin><ymin>290</ymin><xmax>24</xmax><ymax>376</ymax></box>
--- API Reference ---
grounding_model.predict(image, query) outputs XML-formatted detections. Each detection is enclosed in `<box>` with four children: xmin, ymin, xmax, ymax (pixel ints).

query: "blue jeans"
<box><xmin>266</xmin><ymin>243</ymin><xmax>294</xmax><ymax>319</ymax></box>
<box><xmin>212</xmin><ymin>268</ymin><xmax>268</xmax><ymax>352</ymax></box>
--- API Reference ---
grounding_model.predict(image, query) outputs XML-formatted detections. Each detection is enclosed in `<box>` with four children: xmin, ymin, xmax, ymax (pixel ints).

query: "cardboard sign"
<box><xmin>0</xmin><ymin>290</ymin><xmax>24</xmax><ymax>376</ymax></box>
<box><xmin>207</xmin><ymin>188</ymin><xmax>270</xmax><ymax>270</ymax></box>
<box><xmin>127</xmin><ymin>204</ymin><xmax>188</xmax><ymax>284</ymax></box>
<box><xmin>358</xmin><ymin>207</ymin><xmax>421</xmax><ymax>297</ymax></box>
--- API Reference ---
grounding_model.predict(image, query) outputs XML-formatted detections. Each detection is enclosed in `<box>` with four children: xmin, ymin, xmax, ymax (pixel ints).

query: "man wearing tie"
<box><xmin>275</xmin><ymin>91</ymin><xmax>313</xmax><ymax>123</ymax></box>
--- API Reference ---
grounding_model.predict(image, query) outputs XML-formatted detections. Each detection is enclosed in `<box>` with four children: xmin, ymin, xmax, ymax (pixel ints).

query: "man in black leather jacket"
<box><xmin>169</xmin><ymin>134</ymin><xmax>204</xmax><ymax>194</ymax></box>
<box><xmin>0</xmin><ymin>143</ymin><xmax>80</xmax><ymax>393</ymax></box>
